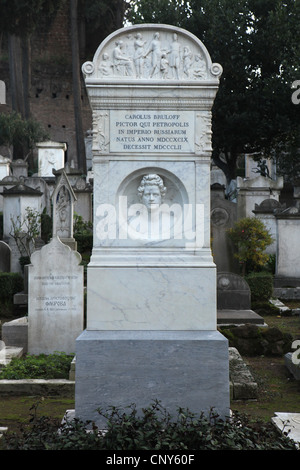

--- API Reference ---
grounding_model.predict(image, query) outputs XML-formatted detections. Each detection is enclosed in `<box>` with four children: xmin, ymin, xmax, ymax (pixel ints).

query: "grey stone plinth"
<box><xmin>75</xmin><ymin>330</ymin><xmax>230</xmax><ymax>427</ymax></box>
<box><xmin>2</xmin><ymin>317</ymin><xmax>28</xmax><ymax>354</ymax></box>
<box><xmin>285</xmin><ymin>352</ymin><xmax>300</xmax><ymax>380</ymax></box>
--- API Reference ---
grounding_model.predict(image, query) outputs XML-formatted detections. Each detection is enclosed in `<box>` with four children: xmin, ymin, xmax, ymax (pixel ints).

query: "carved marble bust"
<box><xmin>137</xmin><ymin>174</ymin><xmax>167</xmax><ymax>210</ymax></box>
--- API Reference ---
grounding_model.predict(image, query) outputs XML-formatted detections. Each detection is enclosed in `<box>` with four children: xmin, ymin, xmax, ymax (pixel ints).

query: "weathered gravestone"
<box><xmin>217</xmin><ymin>272</ymin><xmax>265</xmax><ymax>325</ymax></box>
<box><xmin>0</xmin><ymin>155</ymin><xmax>11</xmax><ymax>180</ymax></box>
<box><xmin>211</xmin><ymin>185</ymin><xmax>238</xmax><ymax>272</ymax></box>
<box><xmin>10</xmin><ymin>159</ymin><xmax>28</xmax><ymax>179</ymax></box>
<box><xmin>0</xmin><ymin>241</ymin><xmax>11</xmax><ymax>272</ymax></box>
<box><xmin>28</xmin><ymin>236</ymin><xmax>84</xmax><ymax>354</ymax></box>
<box><xmin>2</xmin><ymin>181</ymin><xmax>43</xmax><ymax>273</ymax></box>
<box><xmin>237</xmin><ymin>174</ymin><xmax>284</xmax><ymax>219</ymax></box>
<box><xmin>75</xmin><ymin>24</ymin><xmax>230</xmax><ymax>425</ymax></box>
<box><xmin>0</xmin><ymin>80</ymin><xmax>6</xmax><ymax>104</ymax></box>
<box><xmin>37</xmin><ymin>141</ymin><xmax>66</xmax><ymax>177</ymax></box>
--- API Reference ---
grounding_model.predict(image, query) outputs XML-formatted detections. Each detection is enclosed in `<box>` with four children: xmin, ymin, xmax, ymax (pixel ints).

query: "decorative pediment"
<box><xmin>82</xmin><ymin>24</ymin><xmax>222</xmax><ymax>83</ymax></box>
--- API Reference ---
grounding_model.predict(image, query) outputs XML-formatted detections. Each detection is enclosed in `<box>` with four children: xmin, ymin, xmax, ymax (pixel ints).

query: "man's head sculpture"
<box><xmin>137</xmin><ymin>174</ymin><xmax>167</xmax><ymax>210</ymax></box>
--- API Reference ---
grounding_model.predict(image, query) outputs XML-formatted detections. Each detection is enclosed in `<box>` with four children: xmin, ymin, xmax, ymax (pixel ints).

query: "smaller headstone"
<box><xmin>10</xmin><ymin>159</ymin><xmax>28</xmax><ymax>179</ymax></box>
<box><xmin>73</xmin><ymin>177</ymin><xmax>93</xmax><ymax>223</ymax></box>
<box><xmin>52</xmin><ymin>170</ymin><xmax>77</xmax><ymax>249</ymax></box>
<box><xmin>0</xmin><ymin>80</ymin><xmax>5</xmax><ymax>104</ymax></box>
<box><xmin>28</xmin><ymin>236</ymin><xmax>84</xmax><ymax>354</ymax></box>
<box><xmin>84</xmin><ymin>129</ymin><xmax>93</xmax><ymax>171</ymax></box>
<box><xmin>274</xmin><ymin>205</ymin><xmax>300</xmax><ymax>285</ymax></box>
<box><xmin>217</xmin><ymin>272</ymin><xmax>265</xmax><ymax>325</ymax></box>
<box><xmin>0</xmin><ymin>155</ymin><xmax>11</xmax><ymax>180</ymax></box>
<box><xmin>253</xmin><ymin>198</ymin><xmax>284</xmax><ymax>255</ymax></box>
<box><xmin>0</xmin><ymin>241</ymin><xmax>11</xmax><ymax>272</ymax></box>
<box><xmin>211</xmin><ymin>187</ymin><xmax>239</xmax><ymax>272</ymax></box>
<box><xmin>217</xmin><ymin>272</ymin><xmax>251</xmax><ymax>310</ymax></box>
<box><xmin>237</xmin><ymin>174</ymin><xmax>284</xmax><ymax>219</ymax></box>
<box><xmin>37</xmin><ymin>141</ymin><xmax>66</xmax><ymax>177</ymax></box>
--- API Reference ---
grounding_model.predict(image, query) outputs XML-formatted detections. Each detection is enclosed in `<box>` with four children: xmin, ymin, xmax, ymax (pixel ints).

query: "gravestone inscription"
<box><xmin>28</xmin><ymin>236</ymin><xmax>84</xmax><ymax>354</ymax></box>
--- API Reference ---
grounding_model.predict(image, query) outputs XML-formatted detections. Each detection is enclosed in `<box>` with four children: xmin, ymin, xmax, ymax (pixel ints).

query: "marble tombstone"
<box><xmin>75</xmin><ymin>24</ymin><xmax>230</xmax><ymax>425</ymax></box>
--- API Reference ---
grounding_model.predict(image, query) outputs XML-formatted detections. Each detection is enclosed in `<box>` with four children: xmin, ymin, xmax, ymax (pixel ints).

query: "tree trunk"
<box><xmin>8</xmin><ymin>34</ymin><xmax>31</xmax><ymax>159</ymax></box>
<box><xmin>8</xmin><ymin>34</ymin><xmax>25</xmax><ymax>117</ymax></box>
<box><xmin>70</xmin><ymin>0</ymin><xmax>87</xmax><ymax>174</ymax></box>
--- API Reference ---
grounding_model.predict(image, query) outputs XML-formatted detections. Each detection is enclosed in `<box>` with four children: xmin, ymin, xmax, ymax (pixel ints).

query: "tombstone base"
<box><xmin>75</xmin><ymin>329</ymin><xmax>230</xmax><ymax>427</ymax></box>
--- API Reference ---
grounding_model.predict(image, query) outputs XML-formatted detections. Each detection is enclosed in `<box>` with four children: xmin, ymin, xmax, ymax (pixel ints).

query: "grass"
<box><xmin>231</xmin><ymin>313</ymin><xmax>300</xmax><ymax>421</ymax></box>
<box><xmin>0</xmin><ymin>396</ymin><xmax>75</xmax><ymax>436</ymax></box>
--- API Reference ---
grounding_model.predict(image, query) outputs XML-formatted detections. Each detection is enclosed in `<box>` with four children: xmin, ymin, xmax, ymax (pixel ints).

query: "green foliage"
<box><xmin>220</xmin><ymin>324</ymin><xmax>293</xmax><ymax>356</ymax></box>
<box><xmin>0</xmin><ymin>272</ymin><xmax>24</xmax><ymax>302</ymax></box>
<box><xmin>0</xmin><ymin>112</ymin><xmax>49</xmax><ymax>159</ymax></box>
<box><xmin>246</xmin><ymin>271</ymin><xmax>274</xmax><ymax>303</ymax></box>
<box><xmin>73</xmin><ymin>213</ymin><xmax>93</xmax><ymax>253</ymax></box>
<box><xmin>0</xmin><ymin>352</ymin><xmax>74</xmax><ymax>380</ymax></box>
<box><xmin>2</xmin><ymin>400</ymin><xmax>297</xmax><ymax>450</ymax></box>
<box><xmin>9</xmin><ymin>207</ymin><xmax>42</xmax><ymax>259</ymax></box>
<box><xmin>40</xmin><ymin>208</ymin><xmax>52</xmax><ymax>243</ymax></box>
<box><xmin>73</xmin><ymin>213</ymin><xmax>92</xmax><ymax>235</ymax></box>
<box><xmin>128</xmin><ymin>0</ymin><xmax>300</xmax><ymax>181</ymax></box>
<box><xmin>127</xmin><ymin>0</ymin><xmax>192</xmax><ymax>25</ymax></box>
<box><xmin>227</xmin><ymin>217</ymin><xmax>274</xmax><ymax>275</ymax></box>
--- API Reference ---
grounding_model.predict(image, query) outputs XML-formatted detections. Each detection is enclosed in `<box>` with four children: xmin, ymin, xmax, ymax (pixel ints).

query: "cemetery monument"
<box><xmin>75</xmin><ymin>24</ymin><xmax>230</xmax><ymax>426</ymax></box>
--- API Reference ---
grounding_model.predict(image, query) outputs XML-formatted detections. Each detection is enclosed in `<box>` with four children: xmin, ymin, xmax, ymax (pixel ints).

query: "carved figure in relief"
<box><xmin>138</xmin><ymin>174</ymin><xmax>167</xmax><ymax>210</ymax></box>
<box><xmin>133</xmin><ymin>33</ymin><xmax>146</xmax><ymax>78</ymax></box>
<box><xmin>160</xmin><ymin>53</ymin><xmax>169</xmax><ymax>79</ymax></box>
<box><xmin>40</xmin><ymin>150</ymin><xmax>56</xmax><ymax>175</ymax></box>
<box><xmin>168</xmin><ymin>33</ymin><xmax>181</xmax><ymax>79</ymax></box>
<box><xmin>113</xmin><ymin>40</ymin><xmax>134</xmax><ymax>76</ymax></box>
<box><xmin>99</xmin><ymin>53</ymin><xmax>113</xmax><ymax>76</ymax></box>
<box><xmin>144</xmin><ymin>32</ymin><xmax>162</xmax><ymax>78</ymax></box>
<box><xmin>192</xmin><ymin>54</ymin><xmax>206</xmax><ymax>79</ymax></box>
<box><xmin>56</xmin><ymin>185</ymin><xmax>71</xmax><ymax>237</ymax></box>
<box><xmin>183</xmin><ymin>46</ymin><xmax>193</xmax><ymax>78</ymax></box>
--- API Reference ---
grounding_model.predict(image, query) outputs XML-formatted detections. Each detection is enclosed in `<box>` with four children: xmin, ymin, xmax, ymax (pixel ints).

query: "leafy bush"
<box><xmin>246</xmin><ymin>271</ymin><xmax>274</xmax><ymax>303</ymax></box>
<box><xmin>2</xmin><ymin>400</ymin><xmax>297</xmax><ymax>450</ymax></box>
<box><xmin>0</xmin><ymin>272</ymin><xmax>24</xmax><ymax>302</ymax></box>
<box><xmin>41</xmin><ymin>208</ymin><xmax>52</xmax><ymax>243</ymax></box>
<box><xmin>0</xmin><ymin>352</ymin><xmax>74</xmax><ymax>380</ymax></box>
<box><xmin>73</xmin><ymin>213</ymin><xmax>93</xmax><ymax>254</ymax></box>
<box><xmin>227</xmin><ymin>217</ymin><xmax>274</xmax><ymax>275</ymax></box>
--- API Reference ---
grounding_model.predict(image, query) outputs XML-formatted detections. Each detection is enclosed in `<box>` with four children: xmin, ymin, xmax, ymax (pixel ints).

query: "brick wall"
<box><xmin>0</xmin><ymin>2</ymin><xmax>92</xmax><ymax>169</ymax></box>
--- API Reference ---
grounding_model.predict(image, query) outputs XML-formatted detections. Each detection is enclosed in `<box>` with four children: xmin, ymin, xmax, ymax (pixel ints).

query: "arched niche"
<box><xmin>116</xmin><ymin>166</ymin><xmax>189</xmax><ymax>209</ymax></box>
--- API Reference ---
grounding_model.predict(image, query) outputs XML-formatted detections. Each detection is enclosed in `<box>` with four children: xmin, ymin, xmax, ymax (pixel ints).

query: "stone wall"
<box><xmin>0</xmin><ymin>3</ymin><xmax>92</xmax><ymax>164</ymax></box>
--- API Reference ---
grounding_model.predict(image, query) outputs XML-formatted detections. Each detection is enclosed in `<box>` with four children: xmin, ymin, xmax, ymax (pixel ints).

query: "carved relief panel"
<box><xmin>82</xmin><ymin>25</ymin><xmax>222</xmax><ymax>82</ymax></box>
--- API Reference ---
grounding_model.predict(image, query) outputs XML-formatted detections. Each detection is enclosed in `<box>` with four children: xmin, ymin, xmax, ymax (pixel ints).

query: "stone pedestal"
<box><xmin>75</xmin><ymin>24</ymin><xmax>230</xmax><ymax>424</ymax></box>
<box><xmin>76</xmin><ymin>330</ymin><xmax>230</xmax><ymax>426</ymax></box>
